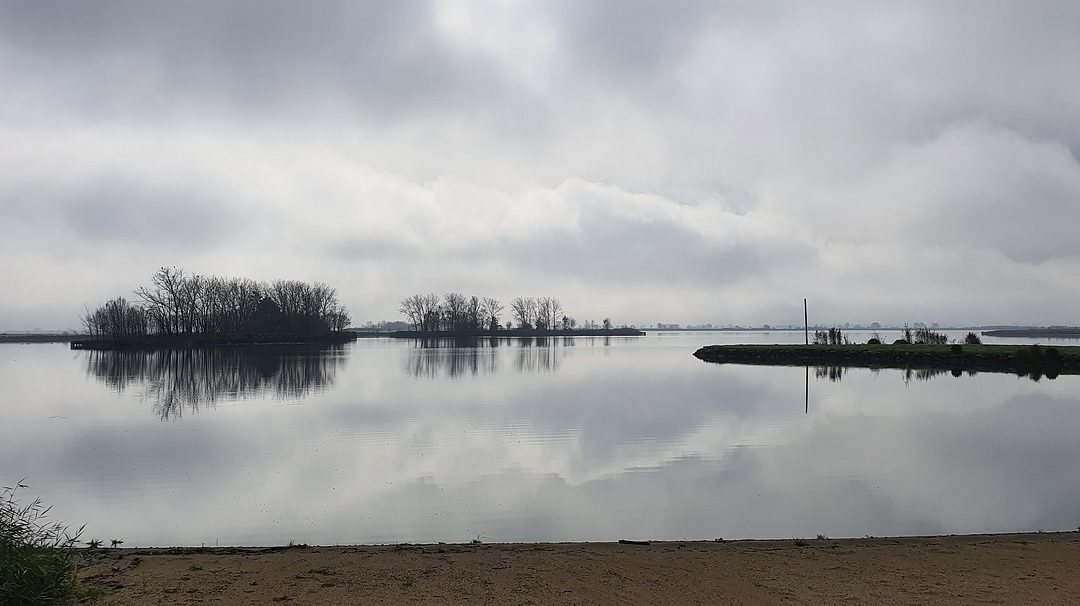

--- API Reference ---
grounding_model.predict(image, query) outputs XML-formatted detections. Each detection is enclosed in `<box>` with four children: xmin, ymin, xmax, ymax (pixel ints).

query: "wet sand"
<box><xmin>79</xmin><ymin>532</ymin><xmax>1080</xmax><ymax>605</ymax></box>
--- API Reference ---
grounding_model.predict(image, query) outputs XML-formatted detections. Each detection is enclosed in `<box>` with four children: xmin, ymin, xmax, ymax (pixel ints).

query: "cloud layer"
<box><xmin>2</xmin><ymin>2</ymin><xmax>1079</xmax><ymax>328</ymax></box>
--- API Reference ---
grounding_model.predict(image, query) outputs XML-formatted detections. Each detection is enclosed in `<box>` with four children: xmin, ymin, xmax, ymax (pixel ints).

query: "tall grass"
<box><xmin>1</xmin><ymin>481</ymin><xmax>84</xmax><ymax>605</ymax></box>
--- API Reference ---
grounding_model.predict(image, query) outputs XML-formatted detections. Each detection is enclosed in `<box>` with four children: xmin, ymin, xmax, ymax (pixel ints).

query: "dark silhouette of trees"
<box><xmin>82</xmin><ymin>297</ymin><xmax>149</xmax><ymax>338</ymax></box>
<box><xmin>398</xmin><ymin>293</ymin><xmax>442</xmax><ymax>332</ymax></box>
<box><xmin>441</xmin><ymin>292</ymin><xmax>469</xmax><ymax>331</ymax></box>
<box><xmin>509</xmin><ymin>297</ymin><xmax>537</xmax><ymax>329</ymax></box>
<box><xmin>534</xmin><ymin>297</ymin><xmax>563</xmax><ymax>331</ymax></box>
<box><xmin>480</xmin><ymin>297</ymin><xmax>504</xmax><ymax>331</ymax></box>
<box><xmin>401</xmin><ymin>293</ymin><xmax>593</xmax><ymax>334</ymax></box>
<box><xmin>83</xmin><ymin>267</ymin><xmax>350</xmax><ymax>339</ymax></box>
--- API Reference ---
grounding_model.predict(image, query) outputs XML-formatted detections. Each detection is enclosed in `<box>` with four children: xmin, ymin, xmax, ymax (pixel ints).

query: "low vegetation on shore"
<box><xmin>1</xmin><ymin>481</ymin><xmax>84</xmax><ymax>604</ymax></box>
<box><xmin>816</xmin><ymin>324</ymin><xmax>960</xmax><ymax>346</ymax></box>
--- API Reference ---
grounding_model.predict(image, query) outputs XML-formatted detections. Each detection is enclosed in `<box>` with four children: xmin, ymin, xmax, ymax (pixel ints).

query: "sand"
<box><xmin>78</xmin><ymin>532</ymin><xmax>1080</xmax><ymax>605</ymax></box>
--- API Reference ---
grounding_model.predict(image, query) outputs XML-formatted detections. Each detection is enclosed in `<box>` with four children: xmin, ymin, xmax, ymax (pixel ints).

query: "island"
<box><xmin>71</xmin><ymin>267</ymin><xmax>352</xmax><ymax>351</ymax></box>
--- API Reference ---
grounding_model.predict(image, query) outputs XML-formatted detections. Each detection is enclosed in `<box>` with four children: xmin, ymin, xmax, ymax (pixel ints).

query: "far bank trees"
<box><xmin>400</xmin><ymin>294</ymin><xmax>592</xmax><ymax>333</ymax></box>
<box><xmin>82</xmin><ymin>267</ymin><xmax>350</xmax><ymax>339</ymax></box>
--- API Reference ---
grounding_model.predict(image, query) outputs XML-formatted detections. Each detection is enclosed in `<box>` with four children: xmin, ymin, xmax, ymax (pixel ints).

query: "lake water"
<box><xmin>2</xmin><ymin>331</ymin><xmax>1079</xmax><ymax>546</ymax></box>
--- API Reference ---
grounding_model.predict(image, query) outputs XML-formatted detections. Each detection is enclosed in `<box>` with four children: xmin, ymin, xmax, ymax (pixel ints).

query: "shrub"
<box><xmin>866</xmin><ymin>338</ymin><xmax>882</xmax><ymax>345</ymax></box>
<box><xmin>1</xmin><ymin>481</ymin><xmax>84</xmax><ymax>605</ymax></box>
<box><xmin>892</xmin><ymin>339</ymin><xmax>910</xmax><ymax>345</ymax></box>
<box><xmin>964</xmin><ymin>332</ymin><xmax>982</xmax><ymax>345</ymax></box>
<box><xmin>913</xmin><ymin>327</ymin><xmax>948</xmax><ymax>345</ymax></box>
<box><xmin>813</xmin><ymin>328</ymin><xmax>846</xmax><ymax>345</ymax></box>
<box><xmin>828</xmin><ymin>327</ymin><xmax>843</xmax><ymax>345</ymax></box>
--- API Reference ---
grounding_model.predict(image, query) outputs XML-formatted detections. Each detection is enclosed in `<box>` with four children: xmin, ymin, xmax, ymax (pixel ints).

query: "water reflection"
<box><xmin>815</xmin><ymin>367</ymin><xmax>952</xmax><ymax>383</ymax></box>
<box><xmin>86</xmin><ymin>345</ymin><xmax>346</xmax><ymax>419</ymax></box>
<box><xmin>5</xmin><ymin>335</ymin><xmax>1080</xmax><ymax>546</ymax></box>
<box><xmin>814</xmin><ymin>366</ymin><xmax>847</xmax><ymax>382</ymax></box>
<box><xmin>404</xmin><ymin>337</ymin><xmax>576</xmax><ymax>379</ymax></box>
<box><xmin>514</xmin><ymin>338</ymin><xmax>565</xmax><ymax>374</ymax></box>
<box><xmin>811</xmin><ymin>365</ymin><xmax>1053</xmax><ymax>383</ymax></box>
<box><xmin>405</xmin><ymin>339</ymin><xmax>498</xmax><ymax>379</ymax></box>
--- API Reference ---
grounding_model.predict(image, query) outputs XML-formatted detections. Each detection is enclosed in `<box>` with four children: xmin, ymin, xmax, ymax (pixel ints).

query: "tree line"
<box><xmin>399</xmin><ymin>293</ymin><xmax>611</xmax><ymax>332</ymax></box>
<box><xmin>82</xmin><ymin>267</ymin><xmax>350</xmax><ymax>338</ymax></box>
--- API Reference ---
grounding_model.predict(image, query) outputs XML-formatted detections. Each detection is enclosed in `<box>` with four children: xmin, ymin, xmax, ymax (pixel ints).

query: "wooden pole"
<box><xmin>804</xmin><ymin>298</ymin><xmax>808</xmax><ymax>345</ymax></box>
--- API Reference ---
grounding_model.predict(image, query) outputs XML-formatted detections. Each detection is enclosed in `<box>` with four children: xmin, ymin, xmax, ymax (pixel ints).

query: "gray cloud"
<box><xmin>2</xmin><ymin>2</ymin><xmax>1079</xmax><ymax>329</ymax></box>
<box><xmin>0</xmin><ymin>2</ymin><xmax>509</xmax><ymax>121</ymax></box>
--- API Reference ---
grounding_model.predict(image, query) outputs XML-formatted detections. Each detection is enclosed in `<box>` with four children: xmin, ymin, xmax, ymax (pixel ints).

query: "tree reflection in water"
<box><xmin>813</xmin><ymin>366</ymin><xmax>977</xmax><ymax>383</ymax></box>
<box><xmin>513</xmin><ymin>337</ymin><xmax>565</xmax><ymax>375</ymax></box>
<box><xmin>405</xmin><ymin>338</ymin><xmax>498</xmax><ymax>379</ymax></box>
<box><xmin>405</xmin><ymin>336</ymin><xmax>584</xmax><ymax>379</ymax></box>
<box><xmin>85</xmin><ymin>345</ymin><xmax>347</xmax><ymax>420</ymax></box>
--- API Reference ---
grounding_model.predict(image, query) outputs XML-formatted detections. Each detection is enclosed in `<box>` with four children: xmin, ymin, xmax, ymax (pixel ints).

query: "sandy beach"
<box><xmin>78</xmin><ymin>532</ymin><xmax>1080</xmax><ymax>604</ymax></box>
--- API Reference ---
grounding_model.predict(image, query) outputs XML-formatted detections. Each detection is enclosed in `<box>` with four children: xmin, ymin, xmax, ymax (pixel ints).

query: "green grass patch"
<box><xmin>1</xmin><ymin>481</ymin><xmax>85</xmax><ymax>605</ymax></box>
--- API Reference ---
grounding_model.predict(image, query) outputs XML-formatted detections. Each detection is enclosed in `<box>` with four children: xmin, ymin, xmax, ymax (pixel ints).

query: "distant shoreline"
<box><xmin>0</xmin><ymin>333</ymin><xmax>86</xmax><ymax>344</ymax></box>
<box><xmin>694</xmin><ymin>343</ymin><xmax>1080</xmax><ymax>376</ymax></box>
<box><xmin>981</xmin><ymin>328</ymin><xmax>1080</xmax><ymax>338</ymax></box>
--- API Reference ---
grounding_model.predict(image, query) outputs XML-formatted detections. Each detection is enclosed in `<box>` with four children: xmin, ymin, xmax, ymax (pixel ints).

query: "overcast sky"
<box><xmin>2</xmin><ymin>1</ymin><xmax>1079</xmax><ymax>330</ymax></box>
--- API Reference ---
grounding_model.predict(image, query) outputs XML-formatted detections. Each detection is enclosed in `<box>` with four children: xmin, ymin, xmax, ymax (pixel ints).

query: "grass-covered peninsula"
<box><xmin>693</xmin><ymin>343</ymin><xmax>1080</xmax><ymax>378</ymax></box>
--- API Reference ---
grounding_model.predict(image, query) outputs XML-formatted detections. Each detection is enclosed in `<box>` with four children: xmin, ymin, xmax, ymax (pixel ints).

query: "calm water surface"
<box><xmin>2</xmin><ymin>331</ymin><xmax>1079</xmax><ymax>546</ymax></box>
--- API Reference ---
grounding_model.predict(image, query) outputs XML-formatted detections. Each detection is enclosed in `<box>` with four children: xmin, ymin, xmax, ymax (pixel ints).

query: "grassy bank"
<box><xmin>693</xmin><ymin>343</ymin><xmax>1080</xmax><ymax>377</ymax></box>
<box><xmin>1</xmin><ymin>482</ymin><xmax>85</xmax><ymax>604</ymax></box>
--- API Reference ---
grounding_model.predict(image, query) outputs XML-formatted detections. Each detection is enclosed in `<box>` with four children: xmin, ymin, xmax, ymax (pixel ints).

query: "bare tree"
<box><xmin>466</xmin><ymin>296</ymin><xmax>482</xmax><ymax>331</ymax></box>
<box><xmin>544</xmin><ymin>297</ymin><xmax>563</xmax><ymax>330</ymax></box>
<box><xmin>510</xmin><ymin>297</ymin><xmax>532</xmax><ymax>329</ymax></box>
<box><xmin>536</xmin><ymin>298</ymin><xmax>552</xmax><ymax>330</ymax></box>
<box><xmin>82</xmin><ymin>297</ymin><xmax>149</xmax><ymax>338</ymax></box>
<box><xmin>399</xmin><ymin>295</ymin><xmax>424</xmax><ymax>331</ymax></box>
<box><xmin>480</xmin><ymin>297</ymin><xmax>504</xmax><ymax>331</ymax></box>
<box><xmin>441</xmin><ymin>292</ymin><xmax>468</xmax><ymax>331</ymax></box>
<box><xmin>99</xmin><ymin>267</ymin><xmax>350</xmax><ymax>338</ymax></box>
